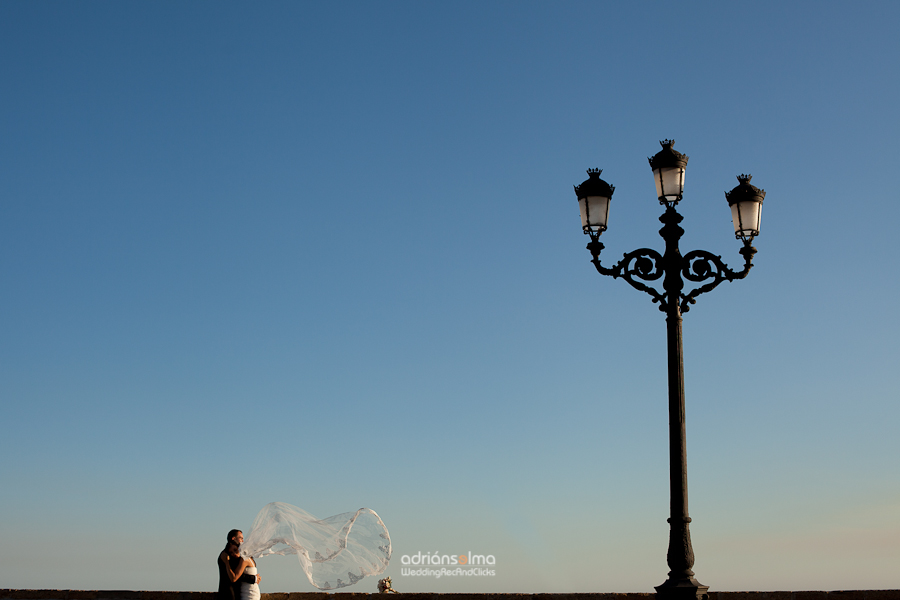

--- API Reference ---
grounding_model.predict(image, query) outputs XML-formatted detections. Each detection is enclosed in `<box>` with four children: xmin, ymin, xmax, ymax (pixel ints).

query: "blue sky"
<box><xmin>1</xmin><ymin>1</ymin><xmax>898</xmax><ymax>594</ymax></box>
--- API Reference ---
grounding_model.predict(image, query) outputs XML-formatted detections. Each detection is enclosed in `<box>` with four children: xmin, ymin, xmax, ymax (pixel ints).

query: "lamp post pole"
<box><xmin>575</xmin><ymin>141</ymin><xmax>765</xmax><ymax>600</ymax></box>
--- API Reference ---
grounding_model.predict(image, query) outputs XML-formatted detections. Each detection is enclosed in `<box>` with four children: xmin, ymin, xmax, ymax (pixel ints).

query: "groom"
<box><xmin>216</xmin><ymin>529</ymin><xmax>261</xmax><ymax>600</ymax></box>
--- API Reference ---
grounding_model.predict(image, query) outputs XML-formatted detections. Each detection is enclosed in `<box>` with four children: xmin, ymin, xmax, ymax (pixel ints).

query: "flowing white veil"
<box><xmin>240</xmin><ymin>502</ymin><xmax>392</xmax><ymax>590</ymax></box>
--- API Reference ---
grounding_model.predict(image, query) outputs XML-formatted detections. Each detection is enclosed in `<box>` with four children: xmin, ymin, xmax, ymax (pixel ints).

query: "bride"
<box><xmin>229</xmin><ymin>547</ymin><xmax>260</xmax><ymax>600</ymax></box>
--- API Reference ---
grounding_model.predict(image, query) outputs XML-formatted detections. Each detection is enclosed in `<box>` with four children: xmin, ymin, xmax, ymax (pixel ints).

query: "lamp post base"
<box><xmin>655</xmin><ymin>578</ymin><xmax>709</xmax><ymax>600</ymax></box>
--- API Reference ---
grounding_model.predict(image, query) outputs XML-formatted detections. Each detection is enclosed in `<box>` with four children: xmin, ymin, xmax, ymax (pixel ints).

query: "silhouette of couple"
<box><xmin>216</xmin><ymin>529</ymin><xmax>261</xmax><ymax>600</ymax></box>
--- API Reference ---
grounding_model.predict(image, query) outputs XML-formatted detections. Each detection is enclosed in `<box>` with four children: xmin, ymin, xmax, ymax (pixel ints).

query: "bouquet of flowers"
<box><xmin>377</xmin><ymin>577</ymin><xmax>398</xmax><ymax>593</ymax></box>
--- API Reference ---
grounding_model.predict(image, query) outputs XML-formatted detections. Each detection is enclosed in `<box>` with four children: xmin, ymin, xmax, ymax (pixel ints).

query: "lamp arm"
<box><xmin>587</xmin><ymin>241</ymin><xmax>667</xmax><ymax>307</ymax></box>
<box><xmin>679</xmin><ymin>242</ymin><xmax>757</xmax><ymax>312</ymax></box>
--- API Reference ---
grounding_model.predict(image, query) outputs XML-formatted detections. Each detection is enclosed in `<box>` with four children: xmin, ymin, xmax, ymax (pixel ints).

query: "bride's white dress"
<box><xmin>239</xmin><ymin>564</ymin><xmax>260</xmax><ymax>600</ymax></box>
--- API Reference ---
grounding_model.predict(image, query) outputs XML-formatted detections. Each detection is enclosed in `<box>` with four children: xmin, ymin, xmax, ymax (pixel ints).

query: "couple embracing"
<box><xmin>216</xmin><ymin>529</ymin><xmax>261</xmax><ymax>600</ymax></box>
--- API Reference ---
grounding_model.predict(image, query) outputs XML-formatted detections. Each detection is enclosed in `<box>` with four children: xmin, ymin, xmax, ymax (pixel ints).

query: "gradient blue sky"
<box><xmin>1</xmin><ymin>1</ymin><xmax>898</xmax><ymax>594</ymax></box>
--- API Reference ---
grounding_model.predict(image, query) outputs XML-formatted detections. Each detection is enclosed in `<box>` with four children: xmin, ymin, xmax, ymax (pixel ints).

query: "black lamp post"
<box><xmin>574</xmin><ymin>140</ymin><xmax>765</xmax><ymax>600</ymax></box>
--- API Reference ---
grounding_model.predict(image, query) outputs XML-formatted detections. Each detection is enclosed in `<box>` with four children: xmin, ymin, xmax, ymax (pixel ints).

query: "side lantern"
<box><xmin>575</xmin><ymin>168</ymin><xmax>615</xmax><ymax>237</ymax></box>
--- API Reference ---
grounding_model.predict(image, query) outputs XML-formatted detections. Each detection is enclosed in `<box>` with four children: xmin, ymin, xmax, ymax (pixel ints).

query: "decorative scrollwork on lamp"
<box><xmin>588</xmin><ymin>242</ymin><xmax>666</xmax><ymax>305</ymax></box>
<box><xmin>679</xmin><ymin>244</ymin><xmax>756</xmax><ymax>312</ymax></box>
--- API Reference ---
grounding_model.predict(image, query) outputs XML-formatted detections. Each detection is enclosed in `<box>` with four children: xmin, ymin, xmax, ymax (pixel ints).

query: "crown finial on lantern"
<box><xmin>726</xmin><ymin>174</ymin><xmax>765</xmax><ymax>206</ymax></box>
<box><xmin>648</xmin><ymin>140</ymin><xmax>688</xmax><ymax>170</ymax></box>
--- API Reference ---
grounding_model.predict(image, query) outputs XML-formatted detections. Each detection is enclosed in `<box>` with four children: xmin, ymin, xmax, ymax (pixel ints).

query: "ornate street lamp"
<box><xmin>574</xmin><ymin>140</ymin><xmax>765</xmax><ymax>600</ymax></box>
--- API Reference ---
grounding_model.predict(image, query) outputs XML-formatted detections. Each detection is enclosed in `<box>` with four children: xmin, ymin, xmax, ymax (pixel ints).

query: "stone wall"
<box><xmin>2</xmin><ymin>591</ymin><xmax>900</xmax><ymax>600</ymax></box>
